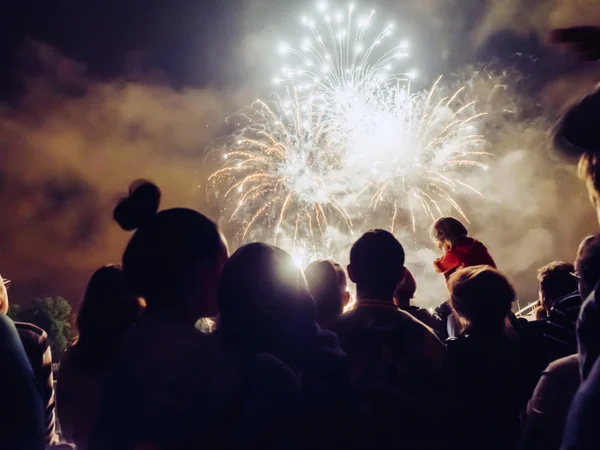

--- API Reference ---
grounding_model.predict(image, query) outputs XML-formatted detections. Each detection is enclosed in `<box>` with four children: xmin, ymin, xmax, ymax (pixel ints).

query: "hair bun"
<box><xmin>114</xmin><ymin>180</ymin><xmax>161</xmax><ymax>231</ymax></box>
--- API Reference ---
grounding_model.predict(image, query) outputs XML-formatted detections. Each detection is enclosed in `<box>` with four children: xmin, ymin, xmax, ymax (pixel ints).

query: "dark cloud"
<box><xmin>0</xmin><ymin>42</ymin><xmax>249</xmax><ymax>306</ymax></box>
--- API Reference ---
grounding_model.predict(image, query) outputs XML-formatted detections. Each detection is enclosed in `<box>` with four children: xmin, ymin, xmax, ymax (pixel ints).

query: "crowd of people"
<box><xmin>3</xmin><ymin>25</ymin><xmax>600</xmax><ymax>450</ymax></box>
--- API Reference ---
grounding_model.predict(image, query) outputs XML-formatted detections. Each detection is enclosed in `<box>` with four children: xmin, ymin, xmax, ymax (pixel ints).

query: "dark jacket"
<box><xmin>519</xmin><ymin>354</ymin><xmax>580</xmax><ymax>450</ymax></box>
<box><xmin>447</xmin><ymin>327</ymin><xmax>526</xmax><ymax>450</ymax></box>
<box><xmin>330</xmin><ymin>299</ymin><xmax>454</xmax><ymax>450</ymax></box>
<box><xmin>545</xmin><ymin>292</ymin><xmax>582</xmax><ymax>360</ymax></box>
<box><xmin>560</xmin><ymin>356</ymin><xmax>600</xmax><ymax>450</ymax></box>
<box><xmin>558</xmin><ymin>283</ymin><xmax>600</xmax><ymax>450</ymax></box>
<box><xmin>0</xmin><ymin>314</ymin><xmax>45</xmax><ymax>450</ymax></box>
<box><xmin>577</xmin><ymin>285</ymin><xmax>600</xmax><ymax>380</ymax></box>
<box><xmin>15</xmin><ymin>322</ymin><xmax>57</xmax><ymax>445</ymax></box>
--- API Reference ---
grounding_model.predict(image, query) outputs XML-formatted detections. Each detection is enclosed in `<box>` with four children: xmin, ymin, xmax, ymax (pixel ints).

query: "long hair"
<box><xmin>72</xmin><ymin>265</ymin><xmax>143</xmax><ymax>372</ymax></box>
<box><xmin>430</xmin><ymin>217</ymin><xmax>469</xmax><ymax>249</ymax></box>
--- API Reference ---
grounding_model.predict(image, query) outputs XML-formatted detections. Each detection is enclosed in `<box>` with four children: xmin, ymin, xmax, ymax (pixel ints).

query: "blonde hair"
<box><xmin>578</xmin><ymin>152</ymin><xmax>600</xmax><ymax>206</ymax></box>
<box><xmin>448</xmin><ymin>265</ymin><xmax>515</xmax><ymax>329</ymax></box>
<box><xmin>430</xmin><ymin>217</ymin><xmax>468</xmax><ymax>249</ymax></box>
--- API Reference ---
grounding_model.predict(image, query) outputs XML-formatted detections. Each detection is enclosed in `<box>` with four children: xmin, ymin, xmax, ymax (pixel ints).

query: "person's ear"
<box><xmin>342</xmin><ymin>290</ymin><xmax>351</xmax><ymax>307</ymax></box>
<box><xmin>398</xmin><ymin>266</ymin><xmax>406</xmax><ymax>284</ymax></box>
<box><xmin>347</xmin><ymin>264</ymin><xmax>356</xmax><ymax>283</ymax></box>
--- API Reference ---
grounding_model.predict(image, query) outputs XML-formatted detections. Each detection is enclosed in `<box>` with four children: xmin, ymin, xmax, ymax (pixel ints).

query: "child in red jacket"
<box><xmin>431</xmin><ymin>217</ymin><xmax>496</xmax><ymax>279</ymax></box>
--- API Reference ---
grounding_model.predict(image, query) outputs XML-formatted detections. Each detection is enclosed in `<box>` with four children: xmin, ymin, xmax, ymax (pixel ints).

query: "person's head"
<box><xmin>304</xmin><ymin>260</ymin><xmax>350</xmax><ymax>327</ymax></box>
<box><xmin>448</xmin><ymin>266</ymin><xmax>516</xmax><ymax>331</ymax></box>
<box><xmin>218</xmin><ymin>243</ymin><xmax>316</xmax><ymax>365</ymax></box>
<box><xmin>430</xmin><ymin>217</ymin><xmax>469</xmax><ymax>251</ymax></box>
<box><xmin>537</xmin><ymin>261</ymin><xmax>578</xmax><ymax>313</ymax></box>
<box><xmin>578</xmin><ymin>153</ymin><xmax>600</xmax><ymax>224</ymax></box>
<box><xmin>115</xmin><ymin>180</ymin><xmax>228</xmax><ymax>324</ymax></box>
<box><xmin>76</xmin><ymin>265</ymin><xmax>143</xmax><ymax>358</ymax></box>
<box><xmin>575</xmin><ymin>234</ymin><xmax>600</xmax><ymax>300</ymax></box>
<box><xmin>0</xmin><ymin>276</ymin><xmax>9</xmax><ymax>315</ymax></box>
<box><xmin>348</xmin><ymin>229</ymin><xmax>405</xmax><ymax>301</ymax></box>
<box><xmin>394</xmin><ymin>268</ymin><xmax>417</xmax><ymax>309</ymax></box>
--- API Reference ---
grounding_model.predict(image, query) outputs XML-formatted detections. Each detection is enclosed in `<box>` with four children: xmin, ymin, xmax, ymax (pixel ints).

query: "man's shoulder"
<box><xmin>331</xmin><ymin>304</ymin><xmax>439</xmax><ymax>338</ymax></box>
<box><xmin>546</xmin><ymin>353</ymin><xmax>580</xmax><ymax>375</ymax></box>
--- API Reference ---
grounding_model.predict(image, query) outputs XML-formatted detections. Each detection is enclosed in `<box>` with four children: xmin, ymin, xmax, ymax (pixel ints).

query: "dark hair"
<box><xmin>431</xmin><ymin>217</ymin><xmax>469</xmax><ymax>249</ymax></box>
<box><xmin>448</xmin><ymin>266</ymin><xmax>515</xmax><ymax>330</ymax></box>
<box><xmin>394</xmin><ymin>268</ymin><xmax>417</xmax><ymax>307</ymax></box>
<box><xmin>218</xmin><ymin>243</ymin><xmax>316</xmax><ymax>368</ymax></box>
<box><xmin>350</xmin><ymin>229</ymin><xmax>405</xmax><ymax>299</ymax></box>
<box><xmin>554</xmin><ymin>87</ymin><xmax>600</xmax><ymax>161</ymax></box>
<box><xmin>74</xmin><ymin>265</ymin><xmax>143</xmax><ymax>372</ymax></box>
<box><xmin>537</xmin><ymin>261</ymin><xmax>577</xmax><ymax>309</ymax></box>
<box><xmin>115</xmin><ymin>180</ymin><xmax>224</xmax><ymax>316</ymax></box>
<box><xmin>305</xmin><ymin>260</ymin><xmax>346</xmax><ymax>326</ymax></box>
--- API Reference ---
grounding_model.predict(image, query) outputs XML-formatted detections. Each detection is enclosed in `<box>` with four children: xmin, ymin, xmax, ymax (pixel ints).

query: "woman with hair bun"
<box><xmin>89</xmin><ymin>180</ymin><xmax>239</xmax><ymax>450</ymax></box>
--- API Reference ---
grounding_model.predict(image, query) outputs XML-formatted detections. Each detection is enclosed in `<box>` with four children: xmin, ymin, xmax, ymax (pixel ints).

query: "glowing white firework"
<box><xmin>209</xmin><ymin>89</ymin><xmax>354</xmax><ymax>249</ymax></box>
<box><xmin>350</xmin><ymin>76</ymin><xmax>492</xmax><ymax>232</ymax></box>
<box><xmin>274</xmin><ymin>2</ymin><xmax>416</xmax><ymax>141</ymax></box>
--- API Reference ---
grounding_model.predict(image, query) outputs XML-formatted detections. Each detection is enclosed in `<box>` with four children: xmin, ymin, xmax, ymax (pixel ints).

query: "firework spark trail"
<box><xmin>275</xmin><ymin>2</ymin><xmax>416</xmax><ymax>144</ymax></box>
<box><xmin>347</xmin><ymin>75</ymin><xmax>492</xmax><ymax>228</ymax></box>
<box><xmin>209</xmin><ymin>89</ymin><xmax>354</xmax><ymax>248</ymax></box>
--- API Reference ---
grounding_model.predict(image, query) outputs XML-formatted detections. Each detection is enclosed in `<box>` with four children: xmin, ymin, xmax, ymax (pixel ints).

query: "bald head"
<box><xmin>575</xmin><ymin>234</ymin><xmax>600</xmax><ymax>300</ymax></box>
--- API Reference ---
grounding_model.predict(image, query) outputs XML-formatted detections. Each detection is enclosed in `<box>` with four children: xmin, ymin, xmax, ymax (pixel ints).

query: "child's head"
<box><xmin>430</xmin><ymin>217</ymin><xmax>468</xmax><ymax>250</ymax></box>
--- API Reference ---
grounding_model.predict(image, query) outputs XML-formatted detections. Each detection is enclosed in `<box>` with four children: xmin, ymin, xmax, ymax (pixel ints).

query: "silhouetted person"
<box><xmin>0</xmin><ymin>276</ymin><xmax>57</xmax><ymax>446</ymax></box>
<box><xmin>560</xmin><ymin>246</ymin><xmax>600</xmax><ymax>450</ymax></box>
<box><xmin>573</xmin><ymin>234</ymin><xmax>600</xmax><ymax>379</ymax></box>
<box><xmin>393</xmin><ymin>268</ymin><xmax>438</xmax><ymax>330</ymax></box>
<box><xmin>217</xmin><ymin>244</ymin><xmax>354</xmax><ymax>450</ymax></box>
<box><xmin>330</xmin><ymin>229</ymin><xmax>453</xmax><ymax>450</ymax></box>
<box><xmin>518</xmin><ymin>261</ymin><xmax>600</xmax><ymax>450</ymax></box>
<box><xmin>519</xmin><ymin>353</ymin><xmax>579</xmax><ymax>450</ymax></box>
<box><xmin>521</xmin><ymin>261</ymin><xmax>581</xmax><ymax>394</ymax></box>
<box><xmin>549</xmin><ymin>31</ymin><xmax>600</xmax><ymax>449</ymax></box>
<box><xmin>447</xmin><ymin>266</ymin><xmax>525</xmax><ymax>450</ymax></box>
<box><xmin>57</xmin><ymin>265</ymin><xmax>143</xmax><ymax>449</ymax></box>
<box><xmin>0</xmin><ymin>311</ymin><xmax>45</xmax><ymax>450</ymax></box>
<box><xmin>89</xmin><ymin>181</ymin><xmax>235</xmax><ymax>450</ymax></box>
<box><xmin>304</xmin><ymin>260</ymin><xmax>350</xmax><ymax>328</ymax></box>
<box><xmin>538</xmin><ymin>262</ymin><xmax>581</xmax><ymax>359</ymax></box>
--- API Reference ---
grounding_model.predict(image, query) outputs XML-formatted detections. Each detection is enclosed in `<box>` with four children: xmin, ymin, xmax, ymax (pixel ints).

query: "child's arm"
<box><xmin>434</xmin><ymin>250</ymin><xmax>461</xmax><ymax>274</ymax></box>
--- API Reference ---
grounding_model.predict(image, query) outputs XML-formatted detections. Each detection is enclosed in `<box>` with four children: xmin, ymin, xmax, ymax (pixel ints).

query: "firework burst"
<box><xmin>350</xmin><ymin>76</ymin><xmax>492</xmax><ymax>232</ymax></box>
<box><xmin>209</xmin><ymin>89</ymin><xmax>354</xmax><ymax>250</ymax></box>
<box><xmin>274</xmin><ymin>2</ymin><xmax>417</xmax><ymax>142</ymax></box>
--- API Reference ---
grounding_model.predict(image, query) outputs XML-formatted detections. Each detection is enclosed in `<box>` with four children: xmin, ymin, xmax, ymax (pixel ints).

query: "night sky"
<box><xmin>0</xmin><ymin>0</ymin><xmax>599</xmax><ymax>307</ymax></box>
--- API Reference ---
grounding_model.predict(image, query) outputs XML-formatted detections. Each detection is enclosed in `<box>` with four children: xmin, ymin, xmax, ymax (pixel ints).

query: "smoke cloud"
<box><xmin>4</xmin><ymin>0</ymin><xmax>600</xmax><ymax>314</ymax></box>
<box><xmin>0</xmin><ymin>42</ymin><xmax>249</xmax><ymax>307</ymax></box>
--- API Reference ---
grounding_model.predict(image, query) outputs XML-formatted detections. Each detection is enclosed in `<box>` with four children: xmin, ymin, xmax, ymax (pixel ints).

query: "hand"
<box><xmin>550</xmin><ymin>26</ymin><xmax>600</xmax><ymax>61</ymax></box>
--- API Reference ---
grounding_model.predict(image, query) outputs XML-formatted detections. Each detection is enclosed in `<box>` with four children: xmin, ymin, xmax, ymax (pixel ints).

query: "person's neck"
<box><xmin>144</xmin><ymin>304</ymin><xmax>197</xmax><ymax>327</ymax></box>
<box><xmin>357</xmin><ymin>292</ymin><xmax>394</xmax><ymax>304</ymax></box>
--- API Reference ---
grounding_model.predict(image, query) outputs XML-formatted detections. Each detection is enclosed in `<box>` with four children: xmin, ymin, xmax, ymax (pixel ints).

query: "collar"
<box><xmin>355</xmin><ymin>298</ymin><xmax>399</xmax><ymax>310</ymax></box>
